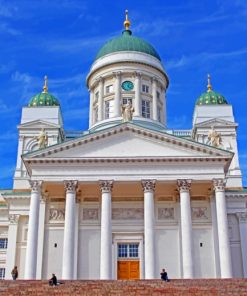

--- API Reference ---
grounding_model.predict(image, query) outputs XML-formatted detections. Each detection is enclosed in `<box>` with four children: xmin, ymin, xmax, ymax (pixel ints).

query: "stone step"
<box><xmin>0</xmin><ymin>279</ymin><xmax>246</xmax><ymax>296</ymax></box>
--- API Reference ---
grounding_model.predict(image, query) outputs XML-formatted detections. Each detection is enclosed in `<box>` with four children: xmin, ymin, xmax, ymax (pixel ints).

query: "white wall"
<box><xmin>156</xmin><ymin>228</ymin><xmax>180</xmax><ymax>279</ymax></box>
<box><xmin>192</xmin><ymin>228</ymin><xmax>215</xmax><ymax>278</ymax></box>
<box><xmin>78</xmin><ymin>229</ymin><xmax>100</xmax><ymax>279</ymax></box>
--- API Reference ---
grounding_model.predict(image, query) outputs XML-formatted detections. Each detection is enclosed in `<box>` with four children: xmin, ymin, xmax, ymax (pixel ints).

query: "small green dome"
<box><xmin>196</xmin><ymin>90</ymin><xmax>228</xmax><ymax>106</ymax></box>
<box><xmin>196</xmin><ymin>75</ymin><xmax>228</xmax><ymax>106</ymax></box>
<box><xmin>28</xmin><ymin>92</ymin><xmax>60</xmax><ymax>107</ymax></box>
<box><xmin>95</xmin><ymin>30</ymin><xmax>161</xmax><ymax>61</ymax></box>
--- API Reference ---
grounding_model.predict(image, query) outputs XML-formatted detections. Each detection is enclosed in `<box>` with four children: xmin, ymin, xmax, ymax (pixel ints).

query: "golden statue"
<box><xmin>36</xmin><ymin>128</ymin><xmax>48</xmax><ymax>148</ymax></box>
<box><xmin>208</xmin><ymin>126</ymin><xmax>221</xmax><ymax>147</ymax></box>
<box><xmin>121</xmin><ymin>102</ymin><xmax>134</xmax><ymax>122</ymax></box>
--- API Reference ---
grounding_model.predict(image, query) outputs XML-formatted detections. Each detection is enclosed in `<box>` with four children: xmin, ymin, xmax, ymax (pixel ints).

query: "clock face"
<box><xmin>121</xmin><ymin>80</ymin><xmax>134</xmax><ymax>91</ymax></box>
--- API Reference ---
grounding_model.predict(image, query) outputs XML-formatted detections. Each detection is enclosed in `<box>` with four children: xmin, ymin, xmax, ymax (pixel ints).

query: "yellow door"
<box><xmin>118</xmin><ymin>261</ymin><xmax>140</xmax><ymax>280</ymax></box>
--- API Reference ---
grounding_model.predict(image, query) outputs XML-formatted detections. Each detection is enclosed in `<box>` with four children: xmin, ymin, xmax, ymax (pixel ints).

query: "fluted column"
<box><xmin>98</xmin><ymin>77</ymin><xmax>104</xmax><ymax>121</ymax></box>
<box><xmin>74</xmin><ymin>197</ymin><xmax>80</xmax><ymax>279</ymax></box>
<box><xmin>100</xmin><ymin>180</ymin><xmax>113</xmax><ymax>279</ymax></box>
<box><xmin>152</xmin><ymin>78</ymin><xmax>158</xmax><ymax>120</ymax></box>
<box><xmin>114</xmin><ymin>72</ymin><xmax>121</xmax><ymax>117</ymax></box>
<box><xmin>213</xmin><ymin>179</ymin><xmax>232</xmax><ymax>278</ymax></box>
<box><xmin>5</xmin><ymin>214</ymin><xmax>20</xmax><ymax>279</ymax></box>
<box><xmin>236</xmin><ymin>212</ymin><xmax>247</xmax><ymax>277</ymax></box>
<box><xmin>177</xmin><ymin>179</ymin><xmax>194</xmax><ymax>278</ymax></box>
<box><xmin>142</xmin><ymin>179</ymin><xmax>156</xmax><ymax>279</ymax></box>
<box><xmin>25</xmin><ymin>180</ymin><xmax>42</xmax><ymax>279</ymax></box>
<box><xmin>134</xmin><ymin>72</ymin><xmax>141</xmax><ymax>117</ymax></box>
<box><xmin>62</xmin><ymin>180</ymin><xmax>78</xmax><ymax>279</ymax></box>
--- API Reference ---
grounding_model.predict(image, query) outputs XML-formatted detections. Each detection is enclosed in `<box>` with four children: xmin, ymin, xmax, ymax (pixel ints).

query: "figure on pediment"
<box><xmin>121</xmin><ymin>102</ymin><xmax>134</xmax><ymax>122</ymax></box>
<box><xmin>208</xmin><ymin>126</ymin><xmax>221</xmax><ymax>148</ymax></box>
<box><xmin>35</xmin><ymin>128</ymin><xmax>48</xmax><ymax>148</ymax></box>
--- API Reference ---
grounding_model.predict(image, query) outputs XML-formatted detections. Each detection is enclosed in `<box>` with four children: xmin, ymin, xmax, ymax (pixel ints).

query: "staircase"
<box><xmin>0</xmin><ymin>279</ymin><xmax>247</xmax><ymax>295</ymax></box>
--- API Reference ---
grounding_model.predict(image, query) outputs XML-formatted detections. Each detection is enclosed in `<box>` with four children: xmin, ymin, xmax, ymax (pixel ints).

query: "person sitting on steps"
<box><xmin>160</xmin><ymin>268</ymin><xmax>170</xmax><ymax>282</ymax></box>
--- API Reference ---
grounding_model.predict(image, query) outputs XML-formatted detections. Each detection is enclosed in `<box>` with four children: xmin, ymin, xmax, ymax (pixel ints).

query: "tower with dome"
<box><xmin>0</xmin><ymin>11</ymin><xmax>246</xmax><ymax>281</ymax></box>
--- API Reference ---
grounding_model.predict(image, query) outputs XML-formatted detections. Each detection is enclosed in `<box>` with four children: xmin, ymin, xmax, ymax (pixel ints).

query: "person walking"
<box><xmin>11</xmin><ymin>266</ymin><xmax>18</xmax><ymax>280</ymax></box>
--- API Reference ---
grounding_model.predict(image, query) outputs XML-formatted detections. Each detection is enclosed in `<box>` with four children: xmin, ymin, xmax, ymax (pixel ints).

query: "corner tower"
<box><xmin>86</xmin><ymin>11</ymin><xmax>169</xmax><ymax>131</ymax></box>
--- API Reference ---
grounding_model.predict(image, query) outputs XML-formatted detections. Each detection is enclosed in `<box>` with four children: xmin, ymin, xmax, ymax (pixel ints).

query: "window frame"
<box><xmin>0</xmin><ymin>238</ymin><xmax>8</xmax><ymax>249</ymax></box>
<box><xmin>142</xmin><ymin>84</ymin><xmax>149</xmax><ymax>93</ymax></box>
<box><xmin>141</xmin><ymin>99</ymin><xmax>151</xmax><ymax>119</ymax></box>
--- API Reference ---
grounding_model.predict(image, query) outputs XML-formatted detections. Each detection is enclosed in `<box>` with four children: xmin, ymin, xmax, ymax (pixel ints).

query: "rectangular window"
<box><xmin>142</xmin><ymin>84</ymin><xmax>149</xmax><ymax>93</ymax></box>
<box><xmin>105</xmin><ymin>100</ymin><xmax>114</xmax><ymax>119</ymax></box>
<box><xmin>157</xmin><ymin>107</ymin><xmax>162</xmax><ymax>122</ymax></box>
<box><xmin>156</xmin><ymin>91</ymin><xmax>160</xmax><ymax>99</ymax></box>
<box><xmin>106</xmin><ymin>85</ymin><xmax>113</xmax><ymax>94</ymax></box>
<box><xmin>142</xmin><ymin>100</ymin><xmax>150</xmax><ymax>118</ymax></box>
<box><xmin>118</xmin><ymin>244</ymin><xmax>128</xmax><ymax>258</ymax></box>
<box><xmin>129</xmin><ymin>244</ymin><xmax>139</xmax><ymax>258</ymax></box>
<box><xmin>122</xmin><ymin>97</ymin><xmax>132</xmax><ymax>105</ymax></box>
<box><xmin>94</xmin><ymin>107</ymin><xmax>98</xmax><ymax>123</ymax></box>
<box><xmin>0</xmin><ymin>268</ymin><xmax>5</xmax><ymax>279</ymax></box>
<box><xmin>0</xmin><ymin>238</ymin><xmax>8</xmax><ymax>249</ymax></box>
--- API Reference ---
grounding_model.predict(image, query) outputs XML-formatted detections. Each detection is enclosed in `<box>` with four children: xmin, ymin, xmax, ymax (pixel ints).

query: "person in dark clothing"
<box><xmin>49</xmin><ymin>274</ymin><xmax>58</xmax><ymax>286</ymax></box>
<box><xmin>11</xmin><ymin>266</ymin><xmax>18</xmax><ymax>280</ymax></box>
<box><xmin>160</xmin><ymin>268</ymin><xmax>170</xmax><ymax>282</ymax></box>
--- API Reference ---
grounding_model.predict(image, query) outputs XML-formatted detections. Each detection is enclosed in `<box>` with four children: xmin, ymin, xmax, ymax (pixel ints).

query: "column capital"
<box><xmin>177</xmin><ymin>179</ymin><xmax>191</xmax><ymax>193</ymax></box>
<box><xmin>97</xmin><ymin>76</ymin><xmax>104</xmax><ymax>84</ymax></box>
<box><xmin>64</xmin><ymin>180</ymin><xmax>78</xmax><ymax>193</ymax></box>
<box><xmin>236</xmin><ymin>212</ymin><xmax>247</xmax><ymax>223</ymax></box>
<box><xmin>29</xmin><ymin>180</ymin><xmax>42</xmax><ymax>193</ymax></box>
<box><xmin>134</xmin><ymin>71</ymin><xmax>142</xmax><ymax>79</ymax></box>
<box><xmin>113</xmin><ymin>71</ymin><xmax>121</xmax><ymax>79</ymax></box>
<box><xmin>142</xmin><ymin>180</ymin><xmax>156</xmax><ymax>193</ymax></box>
<box><xmin>213</xmin><ymin>178</ymin><xmax>226</xmax><ymax>192</ymax></box>
<box><xmin>151</xmin><ymin>76</ymin><xmax>158</xmax><ymax>84</ymax></box>
<box><xmin>9</xmin><ymin>214</ymin><xmax>20</xmax><ymax>224</ymax></box>
<box><xmin>99</xmin><ymin>180</ymin><xmax>113</xmax><ymax>193</ymax></box>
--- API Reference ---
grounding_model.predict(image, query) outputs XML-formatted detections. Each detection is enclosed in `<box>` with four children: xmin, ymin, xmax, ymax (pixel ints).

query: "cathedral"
<box><xmin>0</xmin><ymin>11</ymin><xmax>246</xmax><ymax>281</ymax></box>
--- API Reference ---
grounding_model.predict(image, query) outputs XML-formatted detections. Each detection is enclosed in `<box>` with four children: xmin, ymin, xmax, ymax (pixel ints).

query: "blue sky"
<box><xmin>0</xmin><ymin>0</ymin><xmax>247</xmax><ymax>188</ymax></box>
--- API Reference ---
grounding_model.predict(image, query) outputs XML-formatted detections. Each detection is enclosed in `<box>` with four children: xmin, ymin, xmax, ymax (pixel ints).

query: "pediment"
<box><xmin>194</xmin><ymin>118</ymin><xmax>237</xmax><ymax>128</ymax></box>
<box><xmin>23</xmin><ymin>123</ymin><xmax>232</xmax><ymax>161</ymax></box>
<box><xmin>18</xmin><ymin>119</ymin><xmax>60</xmax><ymax>129</ymax></box>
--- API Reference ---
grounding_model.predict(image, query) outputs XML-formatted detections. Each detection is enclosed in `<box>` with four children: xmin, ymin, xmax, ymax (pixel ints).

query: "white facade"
<box><xmin>0</xmin><ymin>16</ymin><xmax>247</xmax><ymax>281</ymax></box>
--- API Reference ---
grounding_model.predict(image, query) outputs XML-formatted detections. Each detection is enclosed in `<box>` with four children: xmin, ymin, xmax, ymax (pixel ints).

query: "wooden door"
<box><xmin>118</xmin><ymin>261</ymin><xmax>140</xmax><ymax>280</ymax></box>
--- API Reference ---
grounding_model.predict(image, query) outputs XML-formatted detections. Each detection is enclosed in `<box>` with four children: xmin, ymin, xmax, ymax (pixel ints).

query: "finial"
<box><xmin>124</xmin><ymin>9</ymin><xmax>131</xmax><ymax>30</ymax></box>
<box><xmin>207</xmin><ymin>74</ymin><xmax>212</xmax><ymax>92</ymax></box>
<box><xmin>43</xmin><ymin>75</ymin><xmax>48</xmax><ymax>93</ymax></box>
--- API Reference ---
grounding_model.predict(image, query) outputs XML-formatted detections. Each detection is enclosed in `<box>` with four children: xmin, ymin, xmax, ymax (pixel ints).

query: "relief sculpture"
<box><xmin>112</xmin><ymin>208</ymin><xmax>144</xmax><ymax>220</ymax></box>
<box><xmin>82</xmin><ymin>208</ymin><xmax>99</xmax><ymax>220</ymax></box>
<box><xmin>158</xmin><ymin>208</ymin><xmax>175</xmax><ymax>220</ymax></box>
<box><xmin>191</xmin><ymin>207</ymin><xmax>208</xmax><ymax>219</ymax></box>
<box><xmin>49</xmin><ymin>209</ymin><xmax>65</xmax><ymax>221</ymax></box>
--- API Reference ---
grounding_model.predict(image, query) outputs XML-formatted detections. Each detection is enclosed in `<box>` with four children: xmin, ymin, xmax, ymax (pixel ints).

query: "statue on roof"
<box><xmin>121</xmin><ymin>101</ymin><xmax>134</xmax><ymax>122</ymax></box>
<box><xmin>36</xmin><ymin>128</ymin><xmax>48</xmax><ymax>148</ymax></box>
<box><xmin>208</xmin><ymin>126</ymin><xmax>221</xmax><ymax>147</ymax></box>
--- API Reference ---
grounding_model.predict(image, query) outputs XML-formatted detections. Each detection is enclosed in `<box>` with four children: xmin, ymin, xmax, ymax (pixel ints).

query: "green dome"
<box><xmin>95</xmin><ymin>30</ymin><xmax>161</xmax><ymax>61</ymax></box>
<box><xmin>196</xmin><ymin>90</ymin><xmax>228</xmax><ymax>106</ymax></box>
<box><xmin>28</xmin><ymin>92</ymin><xmax>60</xmax><ymax>107</ymax></box>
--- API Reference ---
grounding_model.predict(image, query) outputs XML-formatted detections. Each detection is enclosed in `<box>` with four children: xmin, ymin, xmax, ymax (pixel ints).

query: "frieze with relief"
<box><xmin>49</xmin><ymin>209</ymin><xmax>65</xmax><ymax>221</ymax></box>
<box><xmin>158</xmin><ymin>208</ymin><xmax>175</xmax><ymax>220</ymax></box>
<box><xmin>112</xmin><ymin>208</ymin><xmax>144</xmax><ymax>220</ymax></box>
<box><xmin>191</xmin><ymin>207</ymin><xmax>208</xmax><ymax>220</ymax></box>
<box><xmin>82</xmin><ymin>208</ymin><xmax>99</xmax><ymax>221</ymax></box>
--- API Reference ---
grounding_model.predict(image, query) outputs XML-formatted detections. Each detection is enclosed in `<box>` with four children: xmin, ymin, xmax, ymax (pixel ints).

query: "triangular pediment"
<box><xmin>23</xmin><ymin>123</ymin><xmax>232</xmax><ymax>161</ymax></box>
<box><xmin>18</xmin><ymin>119</ymin><xmax>60</xmax><ymax>129</ymax></box>
<box><xmin>194</xmin><ymin>118</ymin><xmax>237</xmax><ymax>128</ymax></box>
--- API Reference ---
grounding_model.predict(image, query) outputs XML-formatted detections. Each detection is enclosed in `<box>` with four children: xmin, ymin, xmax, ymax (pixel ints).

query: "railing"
<box><xmin>172</xmin><ymin>130</ymin><xmax>192</xmax><ymax>137</ymax></box>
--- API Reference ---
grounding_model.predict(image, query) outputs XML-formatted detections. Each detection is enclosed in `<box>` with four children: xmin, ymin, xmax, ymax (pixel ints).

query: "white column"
<box><xmin>213</xmin><ymin>179</ymin><xmax>232</xmax><ymax>278</ymax></box>
<box><xmin>114</xmin><ymin>72</ymin><xmax>121</xmax><ymax>117</ymax></box>
<box><xmin>36</xmin><ymin>195</ymin><xmax>47</xmax><ymax>279</ymax></box>
<box><xmin>62</xmin><ymin>180</ymin><xmax>77</xmax><ymax>279</ymax></box>
<box><xmin>89</xmin><ymin>89</ymin><xmax>94</xmax><ymax>127</ymax></box>
<box><xmin>73</xmin><ymin>197</ymin><xmax>80</xmax><ymax>279</ymax></box>
<box><xmin>177</xmin><ymin>179</ymin><xmax>194</xmax><ymax>278</ymax></box>
<box><xmin>210</xmin><ymin>196</ymin><xmax>221</xmax><ymax>277</ymax></box>
<box><xmin>100</xmin><ymin>180</ymin><xmax>113</xmax><ymax>279</ymax></box>
<box><xmin>134</xmin><ymin>72</ymin><xmax>141</xmax><ymax>117</ymax></box>
<box><xmin>163</xmin><ymin>87</ymin><xmax>167</xmax><ymax>127</ymax></box>
<box><xmin>5</xmin><ymin>215</ymin><xmax>20</xmax><ymax>279</ymax></box>
<box><xmin>98</xmin><ymin>77</ymin><xmax>104</xmax><ymax>121</ymax></box>
<box><xmin>142</xmin><ymin>179</ymin><xmax>156</xmax><ymax>279</ymax></box>
<box><xmin>152</xmin><ymin>78</ymin><xmax>157</xmax><ymax>121</ymax></box>
<box><xmin>25</xmin><ymin>180</ymin><xmax>42</xmax><ymax>279</ymax></box>
<box><xmin>236</xmin><ymin>212</ymin><xmax>247</xmax><ymax>277</ymax></box>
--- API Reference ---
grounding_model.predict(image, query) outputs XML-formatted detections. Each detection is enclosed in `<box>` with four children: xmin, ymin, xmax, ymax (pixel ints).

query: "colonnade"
<box><xmin>23</xmin><ymin>179</ymin><xmax>233</xmax><ymax>279</ymax></box>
